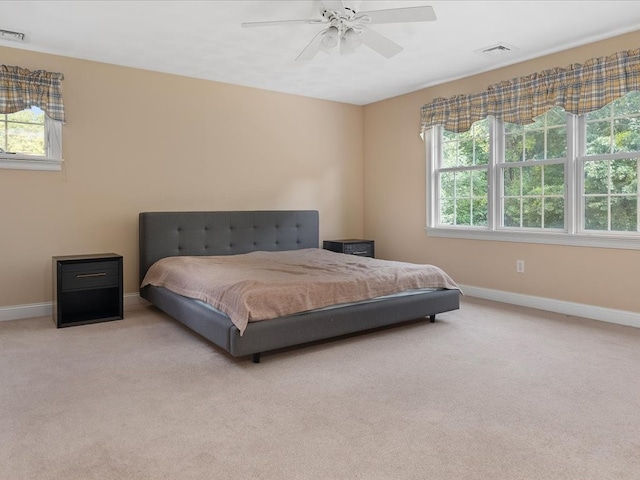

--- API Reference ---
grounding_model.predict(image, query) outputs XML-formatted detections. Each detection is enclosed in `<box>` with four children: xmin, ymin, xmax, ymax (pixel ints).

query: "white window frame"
<box><xmin>0</xmin><ymin>113</ymin><xmax>63</xmax><ymax>171</ymax></box>
<box><xmin>426</xmin><ymin>114</ymin><xmax>640</xmax><ymax>250</ymax></box>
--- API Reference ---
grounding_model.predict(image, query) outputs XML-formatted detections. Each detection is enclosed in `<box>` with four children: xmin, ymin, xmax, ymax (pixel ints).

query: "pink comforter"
<box><xmin>141</xmin><ymin>248</ymin><xmax>460</xmax><ymax>335</ymax></box>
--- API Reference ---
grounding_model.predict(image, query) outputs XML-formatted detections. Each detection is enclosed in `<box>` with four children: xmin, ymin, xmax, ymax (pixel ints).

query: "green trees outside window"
<box><xmin>434</xmin><ymin>92</ymin><xmax>640</xmax><ymax>236</ymax></box>
<box><xmin>0</xmin><ymin>106</ymin><xmax>46</xmax><ymax>156</ymax></box>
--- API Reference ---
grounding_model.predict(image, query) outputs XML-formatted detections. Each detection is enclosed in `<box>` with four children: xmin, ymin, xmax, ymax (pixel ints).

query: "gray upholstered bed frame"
<box><xmin>139</xmin><ymin>210</ymin><xmax>460</xmax><ymax>362</ymax></box>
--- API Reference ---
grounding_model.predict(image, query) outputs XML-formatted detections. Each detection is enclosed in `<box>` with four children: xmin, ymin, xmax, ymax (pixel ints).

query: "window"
<box><xmin>501</xmin><ymin>108</ymin><xmax>567</xmax><ymax>230</ymax></box>
<box><xmin>580</xmin><ymin>91</ymin><xmax>640</xmax><ymax>233</ymax></box>
<box><xmin>427</xmin><ymin>93</ymin><xmax>640</xmax><ymax>249</ymax></box>
<box><xmin>0</xmin><ymin>106</ymin><xmax>63</xmax><ymax>171</ymax></box>
<box><xmin>0</xmin><ymin>65</ymin><xmax>65</xmax><ymax>171</ymax></box>
<box><xmin>440</xmin><ymin>120</ymin><xmax>489</xmax><ymax>227</ymax></box>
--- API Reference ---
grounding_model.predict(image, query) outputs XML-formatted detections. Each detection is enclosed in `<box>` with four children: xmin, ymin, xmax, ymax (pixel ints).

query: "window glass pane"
<box><xmin>505</xmin><ymin>133</ymin><xmax>523</xmax><ymax>162</ymax></box>
<box><xmin>610</xmin><ymin>159</ymin><xmax>637</xmax><ymax>194</ymax></box>
<box><xmin>505</xmin><ymin>122</ymin><xmax>520</xmax><ymax>133</ymax></box>
<box><xmin>474</xmin><ymin>122</ymin><xmax>490</xmax><ymax>165</ymax></box>
<box><xmin>586</xmin><ymin>93</ymin><xmax>640</xmax><ymax>156</ymax></box>
<box><xmin>503</xmin><ymin>198</ymin><xmax>521</xmax><ymax>227</ymax></box>
<box><xmin>443</xmin><ymin>130</ymin><xmax>457</xmax><ymax>142</ymax></box>
<box><xmin>611</xmin><ymin>196</ymin><xmax>638</xmax><ymax>231</ymax></box>
<box><xmin>586</xmin><ymin>120</ymin><xmax>612</xmax><ymax>155</ymax></box>
<box><xmin>525</xmin><ymin>129</ymin><xmax>545</xmax><ymax>160</ymax></box>
<box><xmin>440</xmin><ymin>197</ymin><xmax>455</xmax><ymax>225</ymax></box>
<box><xmin>522</xmin><ymin>197</ymin><xmax>542</xmax><ymax>227</ymax></box>
<box><xmin>584</xmin><ymin>197</ymin><xmax>608</xmax><ymax>230</ymax></box>
<box><xmin>522</xmin><ymin>165</ymin><xmax>542</xmax><ymax>196</ymax></box>
<box><xmin>3</xmin><ymin>106</ymin><xmax>46</xmax><ymax>156</ymax></box>
<box><xmin>442</xmin><ymin>140</ymin><xmax>457</xmax><ymax>168</ymax></box>
<box><xmin>544</xmin><ymin>164</ymin><xmax>565</xmax><ymax>195</ymax></box>
<box><xmin>472</xmin><ymin>170</ymin><xmax>487</xmax><ymax>197</ymax></box>
<box><xmin>544</xmin><ymin>198</ymin><xmax>565</xmax><ymax>228</ymax></box>
<box><xmin>457</xmin><ymin>131</ymin><xmax>474</xmax><ymax>166</ymax></box>
<box><xmin>547</xmin><ymin>127</ymin><xmax>567</xmax><ymax>159</ymax></box>
<box><xmin>6</xmin><ymin>122</ymin><xmax>45</xmax><ymax>155</ymax></box>
<box><xmin>472</xmin><ymin>198</ymin><xmax>488</xmax><ymax>226</ymax></box>
<box><xmin>613</xmin><ymin>117</ymin><xmax>640</xmax><ymax>152</ymax></box>
<box><xmin>503</xmin><ymin>167</ymin><xmax>520</xmax><ymax>196</ymax></box>
<box><xmin>455</xmin><ymin>170</ymin><xmax>471</xmax><ymax>197</ymax></box>
<box><xmin>442</xmin><ymin>119</ymin><xmax>489</xmax><ymax>168</ymax></box>
<box><xmin>546</xmin><ymin>108</ymin><xmax>567</xmax><ymax>127</ymax></box>
<box><xmin>613</xmin><ymin>91</ymin><xmax>640</xmax><ymax>116</ymax></box>
<box><xmin>505</xmin><ymin>108</ymin><xmax>567</xmax><ymax>163</ymax></box>
<box><xmin>584</xmin><ymin>161</ymin><xmax>609</xmax><ymax>195</ymax></box>
<box><xmin>456</xmin><ymin>198</ymin><xmax>471</xmax><ymax>225</ymax></box>
<box><xmin>586</xmin><ymin>105</ymin><xmax>610</xmax><ymax>121</ymax></box>
<box><xmin>6</xmin><ymin>106</ymin><xmax>45</xmax><ymax>124</ymax></box>
<box><xmin>440</xmin><ymin>172</ymin><xmax>455</xmax><ymax>198</ymax></box>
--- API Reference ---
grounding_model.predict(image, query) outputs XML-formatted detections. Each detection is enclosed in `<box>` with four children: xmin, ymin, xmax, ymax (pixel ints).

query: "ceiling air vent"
<box><xmin>0</xmin><ymin>28</ymin><xmax>29</xmax><ymax>43</ymax></box>
<box><xmin>475</xmin><ymin>42</ymin><xmax>518</xmax><ymax>57</ymax></box>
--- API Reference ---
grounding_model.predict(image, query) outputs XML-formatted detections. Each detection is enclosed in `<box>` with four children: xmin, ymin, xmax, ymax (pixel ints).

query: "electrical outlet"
<box><xmin>516</xmin><ymin>260</ymin><xmax>525</xmax><ymax>273</ymax></box>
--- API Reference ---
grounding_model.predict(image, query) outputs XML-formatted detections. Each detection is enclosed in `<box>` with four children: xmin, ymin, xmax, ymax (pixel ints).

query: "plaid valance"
<box><xmin>420</xmin><ymin>48</ymin><xmax>640</xmax><ymax>134</ymax></box>
<box><xmin>0</xmin><ymin>65</ymin><xmax>65</xmax><ymax>122</ymax></box>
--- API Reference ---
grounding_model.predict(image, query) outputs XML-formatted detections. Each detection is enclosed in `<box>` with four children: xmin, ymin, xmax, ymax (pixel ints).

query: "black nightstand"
<box><xmin>53</xmin><ymin>253</ymin><xmax>123</xmax><ymax>328</ymax></box>
<box><xmin>323</xmin><ymin>239</ymin><xmax>375</xmax><ymax>258</ymax></box>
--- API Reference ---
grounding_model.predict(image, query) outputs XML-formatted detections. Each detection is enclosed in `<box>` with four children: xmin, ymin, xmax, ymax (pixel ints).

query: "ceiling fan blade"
<box><xmin>295</xmin><ymin>29</ymin><xmax>327</xmax><ymax>62</ymax></box>
<box><xmin>242</xmin><ymin>18</ymin><xmax>325</xmax><ymax>28</ymax></box>
<box><xmin>359</xmin><ymin>26</ymin><xmax>403</xmax><ymax>59</ymax></box>
<box><xmin>320</xmin><ymin>0</ymin><xmax>346</xmax><ymax>15</ymax></box>
<box><xmin>357</xmin><ymin>6</ymin><xmax>436</xmax><ymax>24</ymax></box>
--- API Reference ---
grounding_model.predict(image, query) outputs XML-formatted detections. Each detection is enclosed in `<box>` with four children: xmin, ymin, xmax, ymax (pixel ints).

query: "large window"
<box><xmin>427</xmin><ymin>93</ymin><xmax>640</xmax><ymax>249</ymax></box>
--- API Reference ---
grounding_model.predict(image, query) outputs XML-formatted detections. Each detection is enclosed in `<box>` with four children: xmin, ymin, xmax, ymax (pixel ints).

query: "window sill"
<box><xmin>0</xmin><ymin>155</ymin><xmax>62</xmax><ymax>171</ymax></box>
<box><xmin>425</xmin><ymin>226</ymin><xmax>640</xmax><ymax>250</ymax></box>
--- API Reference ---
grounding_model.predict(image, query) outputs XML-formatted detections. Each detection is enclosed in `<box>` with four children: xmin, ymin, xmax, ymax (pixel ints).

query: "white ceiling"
<box><xmin>1</xmin><ymin>1</ymin><xmax>640</xmax><ymax>105</ymax></box>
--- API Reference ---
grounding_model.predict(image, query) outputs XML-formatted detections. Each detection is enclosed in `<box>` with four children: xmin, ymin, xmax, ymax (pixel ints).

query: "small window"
<box><xmin>0</xmin><ymin>106</ymin><xmax>63</xmax><ymax>171</ymax></box>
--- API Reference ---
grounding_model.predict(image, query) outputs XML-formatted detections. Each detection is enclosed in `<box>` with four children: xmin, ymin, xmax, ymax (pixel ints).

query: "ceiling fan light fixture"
<box><xmin>340</xmin><ymin>27</ymin><xmax>362</xmax><ymax>55</ymax></box>
<box><xmin>321</xmin><ymin>25</ymin><xmax>340</xmax><ymax>51</ymax></box>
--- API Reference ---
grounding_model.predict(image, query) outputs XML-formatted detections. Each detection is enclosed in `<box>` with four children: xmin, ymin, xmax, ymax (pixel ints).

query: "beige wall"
<box><xmin>3</xmin><ymin>31</ymin><xmax>640</xmax><ymax>314</ymax></box>
<box><xmin>0</xmin><ymin>46</ymin><xmax>364</xmax><ymax>306</ymax></box>
<box><xmin>363</xmin><ymin>30</ymin><xmax>640</xmax><ymax>313</ymax></box>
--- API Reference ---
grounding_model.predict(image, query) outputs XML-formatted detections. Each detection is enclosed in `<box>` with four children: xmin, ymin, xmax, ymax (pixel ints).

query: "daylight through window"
<box><xmin>426</xmin><ymin>92</ymin><xmax>640</xmax><ymax>249</ymax></box>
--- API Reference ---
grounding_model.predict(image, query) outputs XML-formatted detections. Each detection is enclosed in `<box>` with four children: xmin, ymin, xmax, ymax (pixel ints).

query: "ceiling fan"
<box><xmin>241</xmin><ymin>1</ymin><xmax>436</xmax><ymax>61</ymax></box>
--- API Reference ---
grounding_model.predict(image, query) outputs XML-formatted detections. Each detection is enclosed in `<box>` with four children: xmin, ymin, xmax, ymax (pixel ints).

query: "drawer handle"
<box><xmin>351</xmin><ymin>250</ymin><xmax>369</xmax><ymax>255</ymax></box>
<box><xmin>76</xmin><ymin>272</ymin><xmax>107</xmax><ymax>278</ymax></box>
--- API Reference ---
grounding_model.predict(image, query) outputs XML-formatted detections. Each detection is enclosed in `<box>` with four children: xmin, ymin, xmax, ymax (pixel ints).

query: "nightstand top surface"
<box><xmin>324</xmin><ymin>239</ymin><xmax>372</xmax><ymax>243</ymax></box>
<box><xmin>53</xmin><ymin>253</ymin><xmax>121</xmax><ymax>262</ymax></box>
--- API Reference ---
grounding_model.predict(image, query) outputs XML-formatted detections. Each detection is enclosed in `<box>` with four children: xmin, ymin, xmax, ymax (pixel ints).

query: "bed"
<box><xmin>139</xmin><ymin>210</ymin><xmax>460</xmax><ymax>362</ymax></box>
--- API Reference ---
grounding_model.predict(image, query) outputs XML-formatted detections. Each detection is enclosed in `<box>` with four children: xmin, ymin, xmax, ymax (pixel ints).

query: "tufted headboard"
<box><xmin>138</xmin><ymin>210</ymin><xmax>319</xmax><ymax>289</ymax></box>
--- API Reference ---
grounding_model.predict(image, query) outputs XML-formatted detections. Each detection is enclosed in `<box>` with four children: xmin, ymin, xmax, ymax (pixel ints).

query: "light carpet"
<box><xmin>1</xmin><ymin>297</ymin><xmax>639</xmax><ymax>479</ymax></box>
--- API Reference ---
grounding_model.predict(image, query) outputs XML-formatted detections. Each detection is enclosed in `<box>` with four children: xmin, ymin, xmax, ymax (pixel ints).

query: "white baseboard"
<box><xmin>459</xmin><ymin>284</ymin><xmax>640</xmax><ymax>329</ymax></box>
<box><xmin>0</xmin><ymin>293</ymin><xmax>148</xmax><ymax>322</ymax></box>
<box><xmin>2</xmin><ymin>288</ymin><xmax>638</xmax><ymax>330</ymax></box>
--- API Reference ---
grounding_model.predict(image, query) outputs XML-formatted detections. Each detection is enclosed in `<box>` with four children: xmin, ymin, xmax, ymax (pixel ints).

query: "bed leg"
<box><xmin>252</xmin><ymin>353</ymin><xmax>261</xmax><ymax>363</ymax></box>
<box><xmin>429</xmin><ymin>314</ymin><xmax>436</xmax><ymax>323</ymax></box>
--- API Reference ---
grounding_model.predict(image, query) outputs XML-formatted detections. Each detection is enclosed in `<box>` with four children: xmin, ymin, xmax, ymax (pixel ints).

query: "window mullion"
<box><xmin>567</xmin><ymin>114</ymin><xmax>579</xmax><ymax>234</ymax></box>
<box><xmin>489</xmin><ymin>117</ymin><xmax>500</xmax><ymax>230</ymax></box>
<box><xmin>426</xmin><ymin>127</ymin><xmax>440</xmax><ymax>228</ymax></box>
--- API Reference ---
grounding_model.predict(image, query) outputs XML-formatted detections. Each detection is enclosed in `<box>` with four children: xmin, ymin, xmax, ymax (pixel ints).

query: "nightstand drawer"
<box><xmin>60</xmin><ymin>261</ymin><xmax>120</xmax><ymax>291</ymax></box>
<box><xmin>323</xmin><ymin>239</ymin><xmax>375</xmax><ymax>258</ymax></box>
<box><xmin>342</xmin><ymin>242</ymin><xmax>373</xmax><ymax>256</ymax></box>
